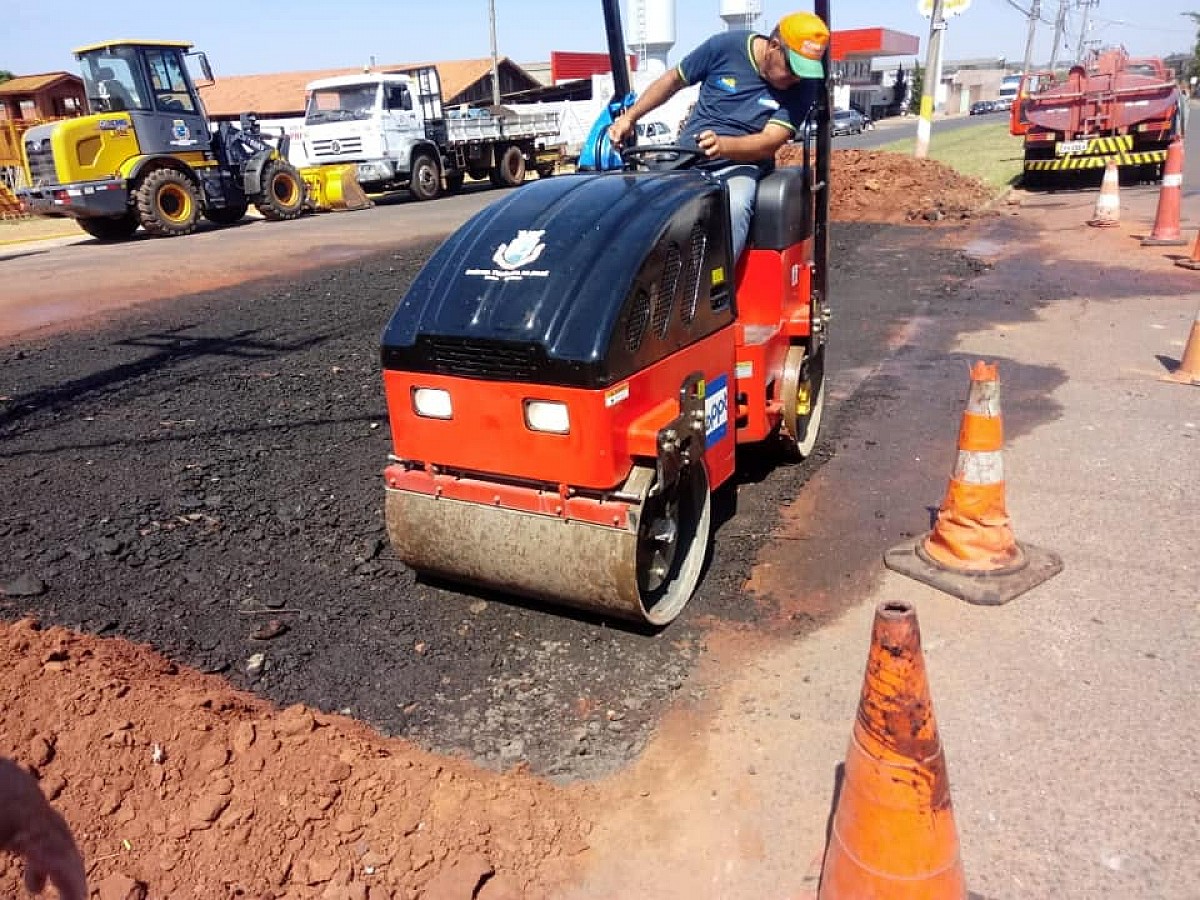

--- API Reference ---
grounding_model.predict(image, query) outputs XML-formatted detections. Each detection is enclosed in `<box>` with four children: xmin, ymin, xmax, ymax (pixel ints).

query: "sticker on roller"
<box><xmin>605</xmin><ymin>383</ymin><xmax>629</xmax><ymax>408</ymax></box>
<box><xmin>705</xmin><ymin>375</ymin><xmax>729</xmax><ymax>447</ymax></box>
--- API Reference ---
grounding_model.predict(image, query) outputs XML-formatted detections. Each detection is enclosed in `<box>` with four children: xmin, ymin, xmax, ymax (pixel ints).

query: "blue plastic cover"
<box><xmin>577</xmin><ymin>92</ymin><xmax>637</xmax><ymax>172</ymax></box>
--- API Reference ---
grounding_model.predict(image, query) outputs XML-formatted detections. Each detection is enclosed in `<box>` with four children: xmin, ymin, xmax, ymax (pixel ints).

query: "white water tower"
<box><xmin>719</xmin><ymin>0</ymin><xmax>762</xmax><ymax>32</ymax></box>
<box><xmin>626</xmin><ymin>0</ymin><xmax>676</xmax><ymax>76</ymax></box>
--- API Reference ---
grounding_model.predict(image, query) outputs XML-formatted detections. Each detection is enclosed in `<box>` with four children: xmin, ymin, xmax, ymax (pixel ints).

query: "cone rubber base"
<box><xmin>1160</xmin><ymin>370</ymin><xmax>1200</xmax><ymax>386</ymax></box>
<box><xmin>1087</xmin><ymin>220</ymin><xmax>1118</xmax><ymax>228</ymax></box>
<box><xmin>884</xmin><ymin>535</ymin><xmax>1063</xmax><ymax>606</ymax></box>
<box><xmin>1141</xmin><ymin>236</ymin><xmax>1188</xmax><ymax>247</ymax></box>
<box><xmin>1176</xmin><ymin>259</ymin><xmax>1200</xmax><ymax>271</ymax></box>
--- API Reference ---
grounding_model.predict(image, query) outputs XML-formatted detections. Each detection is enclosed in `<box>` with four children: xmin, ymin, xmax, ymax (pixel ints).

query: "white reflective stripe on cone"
<box><xmin>965</xmin><ymin>380</ymin><xmax>1001</xmax><ymax>417</ymax></box>
<box><xmin>952</xmin><ymin>450</ymin><xmax>1004</xmax><ymax>485</ymax></box>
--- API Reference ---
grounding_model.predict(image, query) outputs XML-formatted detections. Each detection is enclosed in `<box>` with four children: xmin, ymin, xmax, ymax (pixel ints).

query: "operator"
<box><xmin>608</xmin><ymin>10</ymin><xmax>829</xmax><ymax>263</ymax></box>
<box><xmin>0</xmin><ymin>757</ymin><xmax>87</xmax><ymax>900</ymax></box>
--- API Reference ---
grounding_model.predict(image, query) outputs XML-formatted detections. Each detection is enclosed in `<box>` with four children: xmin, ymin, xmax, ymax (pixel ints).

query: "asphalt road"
<box><xmin>0</xmin><ymin>182</ymin><xmax>989</xmax><ymax>782</ymax></box>
<box><xmin>837</xmin><ymin>110</ymin><xmax>998</xmax><ymax>150</ymax></box>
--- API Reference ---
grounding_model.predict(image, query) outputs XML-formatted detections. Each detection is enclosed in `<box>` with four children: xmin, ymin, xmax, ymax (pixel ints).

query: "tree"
<box><xmin>908</xmin><ymin>64</ymin><xmax>924</xmax><ymax>115</ymax></box>
<box><xmin>1187</xmin><ymin>13</ymin><xmax>1200</xmax><ymax>81</ymax></box>
<box><xmin>0</xmin><ymin>70</ymin><xmax>13</xmax><ymax>84</ymax></box>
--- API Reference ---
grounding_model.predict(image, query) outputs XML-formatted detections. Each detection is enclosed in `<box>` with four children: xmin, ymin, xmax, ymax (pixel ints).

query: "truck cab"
<box><xmin>302</xmin><ymin>73</ymin><xmax>431</xmax><ymax>189</ymax></box>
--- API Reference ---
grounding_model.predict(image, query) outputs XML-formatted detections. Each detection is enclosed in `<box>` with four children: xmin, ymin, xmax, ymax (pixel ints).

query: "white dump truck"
<box><xmin>299</xmin><ymin>67</ymin><xmax>561</xmax><ymax>200</ymax></box>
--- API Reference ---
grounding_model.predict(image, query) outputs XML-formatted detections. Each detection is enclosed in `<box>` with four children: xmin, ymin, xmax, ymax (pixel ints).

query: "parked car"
<box><xmin>832</xmin><ymin>108</ymin><xmax>866</xmax><ymax>136</ymax></box>
<box><xmin>970</xmin><ymin>100</ymin><xmax>994</xmax><ymax>115</ymax></box>
<box><xmin>635</xmin><ymin>120</ymin><xmax>677</xmax><ymax>144</ymax></box>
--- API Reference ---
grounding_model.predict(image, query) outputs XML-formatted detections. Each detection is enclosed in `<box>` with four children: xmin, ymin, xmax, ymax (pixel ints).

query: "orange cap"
<box><xmin>778</xmin><ymin>11</ymin><xmax>829</xmax><ymax>79</ymax></box>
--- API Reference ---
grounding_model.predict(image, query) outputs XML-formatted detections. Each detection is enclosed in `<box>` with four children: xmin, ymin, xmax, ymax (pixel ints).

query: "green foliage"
<box><xmin>0</xmin><ymin>70</ymin><xmax>14</xmax><ymax>84</ymax></box>
<box><xmin>909</xmin><ymin>65</ymin><xmax>924</xmax><ymax>115</ymax></box>
<box><xmin>1187</xmin><ymin>13</ymin><xmax>1200</xmax><ymax>80</ymax></box>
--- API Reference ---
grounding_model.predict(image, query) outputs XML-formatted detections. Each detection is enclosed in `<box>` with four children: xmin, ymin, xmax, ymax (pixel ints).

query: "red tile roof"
<box><xmin>198</xmin><ymin>58</ymin><xmax>503</xmax><ymax>118</ymax></box>
<box><xmin>0</xmin><ymin>72</ymin><xmax>81</xmax><ymax>95</ymax></box>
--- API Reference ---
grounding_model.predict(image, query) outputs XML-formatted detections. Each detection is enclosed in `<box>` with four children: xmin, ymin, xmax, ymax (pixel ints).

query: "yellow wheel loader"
<box><xmin>18</xmin><ymin>40</ymin><xmax>307</xmax><ymax>239</ymax></box>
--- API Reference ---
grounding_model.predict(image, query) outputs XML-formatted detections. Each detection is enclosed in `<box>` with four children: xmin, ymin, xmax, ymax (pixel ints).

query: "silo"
<box><xmin>718</xmin><ymin>0</ymin><xmax>762</xmax><ymax>32</ymax></box>
<box><xmin>626</xmin><ymin>0</ymin><xmax>676</xmax><ymax>76</ymax></box>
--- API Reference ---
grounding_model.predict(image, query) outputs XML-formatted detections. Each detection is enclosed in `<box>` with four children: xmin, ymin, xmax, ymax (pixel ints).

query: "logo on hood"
<box><xmin>493</xmin><ymin>230</ymin><xmax>546</xmax><ymax>270</ymax></box>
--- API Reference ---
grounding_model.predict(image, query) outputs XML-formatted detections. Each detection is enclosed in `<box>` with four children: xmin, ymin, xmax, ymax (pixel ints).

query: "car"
<box><xmin>832</xmin><ymin>108</ymin><xmax>866</xmax><ymax>136</ymax></box>
<box><xmin>970</xmin><ymin>100</ymin><xmax>993</xmax><ymax>115</ymax></box>
<box><xmin>635</xmin><ymin>120</ymin><xmax>677</xmax><ymax>145</ymax></box>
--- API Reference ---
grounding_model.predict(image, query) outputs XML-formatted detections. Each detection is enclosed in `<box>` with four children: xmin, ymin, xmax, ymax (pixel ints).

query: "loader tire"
<box><xmin>409</xmin><ymin>154</ymin><xmax>441</xmax><ymax>201</ymax></box>
<box><xmin>254</xmin><ymin>160</ymin><xmax>306</xmax><ymax>221</ymax></box>
<box><xmin>490</xmin><ymin>145</ymin><xmax>526</xmax><ymax>187</ymax></box>
<box><xmin>135</xmin><ymin>168</ymin><xmax>201</xmax><ymax>237</ymax></box>
<box><xmin>203</xmin><ymin>201</ymin><xmax>249</xmax><ymax>226</ymax></box>
<box><xmin>78</xmin><ymin>212</ymin><xmax>139</xmax><ymax>242</ymax></box>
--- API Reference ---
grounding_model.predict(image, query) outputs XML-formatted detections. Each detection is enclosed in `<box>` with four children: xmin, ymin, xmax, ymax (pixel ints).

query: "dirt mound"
<box><xmin>777</xmin><ymin>147</ymin><xmax>995</xmax><ymax>223</ymax></box>
<box><xmin>0</xmin><ymin>618</ymin><xmax>592</xmax><ymax>899</ymax></box>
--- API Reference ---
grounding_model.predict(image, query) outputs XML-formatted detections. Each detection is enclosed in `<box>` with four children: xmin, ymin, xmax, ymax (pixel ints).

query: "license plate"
<box><xmin>1056</xmin><ymin>139</ymin><xmax>1089</xmax><ymax>155</ymax></box>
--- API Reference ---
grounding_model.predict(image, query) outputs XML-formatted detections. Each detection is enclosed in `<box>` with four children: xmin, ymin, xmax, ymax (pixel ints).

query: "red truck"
<box><xmin>1013</xmin><ymin>48</ymin><xmax>1182</xmax><ymax>184</ymax></box>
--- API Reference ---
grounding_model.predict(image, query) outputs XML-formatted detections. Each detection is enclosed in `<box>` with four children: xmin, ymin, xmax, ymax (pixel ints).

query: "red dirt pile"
<box><xmin>0</xmin><ymin>619</ymin><xmax>593</xmax><ymax>900</ymax></box>
<box><xmin>777</xmin><ymin>147</ymin><xmax>996</xmax><ymax>224</ymax></box>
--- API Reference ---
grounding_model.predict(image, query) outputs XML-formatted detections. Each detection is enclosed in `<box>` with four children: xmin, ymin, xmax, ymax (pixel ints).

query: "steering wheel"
<box><xmin>621</xmin><ymin>145</ymin><xmax>709</xmax><ymax>172</ymax></box>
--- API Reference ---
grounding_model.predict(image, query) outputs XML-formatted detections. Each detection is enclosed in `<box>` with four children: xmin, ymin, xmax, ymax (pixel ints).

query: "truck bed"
<box><xmin>444</xmin><ymin>111</ymin><xmax>559</xmax><ymax>145</ymax></box>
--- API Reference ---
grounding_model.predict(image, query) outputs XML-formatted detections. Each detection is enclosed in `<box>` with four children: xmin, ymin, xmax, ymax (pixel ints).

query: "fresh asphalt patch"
<box><xmin>1</xmin><ymin>222</ymin><xmax>1034</xmax><ymax>781</ymax></box>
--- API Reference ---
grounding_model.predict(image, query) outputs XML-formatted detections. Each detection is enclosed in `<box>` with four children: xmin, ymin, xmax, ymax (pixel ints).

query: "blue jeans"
<box><xmin>708</xmin><ymin>163</ymin><xmax>761</xmax><ymax>263</ymax></box>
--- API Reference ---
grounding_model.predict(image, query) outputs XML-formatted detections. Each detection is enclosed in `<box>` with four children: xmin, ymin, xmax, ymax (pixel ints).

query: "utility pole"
<box><xmin>915</xmin><ymin>0</ymin><xmax>945</xmax><ymax>160</ymax></box>
<box><xmin>1075</xmin><ymin>0</ymin><xmax>1099</xmax><ymax>65</ymax></box>
<box><xmin>1048</xmin><ymin>0</ymin><xmax>1068</xmax><ymax>71</ymax></box>
<box><xmin>1022</xmin><ymin>0</ymin><xmax>1042</xmax><ymax>77</ymax></box>
<box><xmin>488</xmin><ymin>0</ymin><xmax>501</xmax><ymax>106</ymax></box>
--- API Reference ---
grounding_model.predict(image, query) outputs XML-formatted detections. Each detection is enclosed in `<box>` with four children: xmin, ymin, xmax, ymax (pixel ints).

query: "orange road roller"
<box><xmin>381</xmin><ymin>6</ymin><xmax>833</xmax><ymax>626</ymax></box>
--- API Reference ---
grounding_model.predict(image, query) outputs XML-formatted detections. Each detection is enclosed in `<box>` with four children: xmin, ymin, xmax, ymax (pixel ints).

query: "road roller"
<box><xmin>380</xmin><ymin>0</ymin><xmax>833</xmax><ymax>626</ymax></box>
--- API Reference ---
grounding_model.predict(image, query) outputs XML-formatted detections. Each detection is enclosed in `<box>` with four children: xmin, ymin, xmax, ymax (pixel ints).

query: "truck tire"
<box><xmin>254</xmin><ymin>160</ymin><xmax>306</xmax><ymax>221</ymax></box>
<box><xmin>490</xmin><ymin>145</ymin><xmax>526</xmax><ymax>188</ymax></box>
<box><xmin>204</xmin><ymin>201</ymin><xmax>249</xmax><ymax>226</ymax></box>
<box><xmin>444</xmin><ymin>171</ymin><xmax>465</xmax><ymax>194</ymax></box>
<box><xmin>135</xmin><ymin>168</ymin><xmax>201</xmax><ymax>237</ymax></box>
<box><xmin>78</xmin><ymin>212</ymin><xmax>139</xmax><ymax>242</ymax></box>
<box><xmin>410</xmin><ymin>154</ymin><xmax>441</xmax><ymax>201</ymax></box>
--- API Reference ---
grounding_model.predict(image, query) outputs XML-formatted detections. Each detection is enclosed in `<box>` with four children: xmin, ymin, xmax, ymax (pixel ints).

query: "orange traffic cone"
<box><xmin>1142</xmin><ymin>138</ymin><xmax>1188</xmax><ymax>246</ymax></box>
<box><xmin>1161</xmin><ymin>308</ymin><xmax>1200</xmax><ymax>386</ymax></box>
<box><xmin>818</xmin><ymin>601</ymin><xmax>966</xmax><ymax>900</ymax></box>
<box><xmin>1087</xmin><ymin>160</ymin><xmax>1121</xmax><ymax>227</ymax></box>
<box><xmin>884</xmin><ymin>362</ymin><xmax>1062</xmax><ymax>605</ymax></box>
<box><xmin>1176</xmin><ymin>228</ymin><xmax>1200</xmax><ymax>271</ymax></box>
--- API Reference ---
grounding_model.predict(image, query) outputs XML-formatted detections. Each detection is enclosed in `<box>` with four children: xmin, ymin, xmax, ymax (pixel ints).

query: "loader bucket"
<box><xmin>301</xmin><ymin>164</ymin><xmax>371</xmax><ymax>212</ymax></box>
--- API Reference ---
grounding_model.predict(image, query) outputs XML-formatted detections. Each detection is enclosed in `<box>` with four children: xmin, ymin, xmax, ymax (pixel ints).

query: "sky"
<box><xmin>3</xmin><ymin>0</ymin><xmax>1194</xmax><ymax>78</ymax></box>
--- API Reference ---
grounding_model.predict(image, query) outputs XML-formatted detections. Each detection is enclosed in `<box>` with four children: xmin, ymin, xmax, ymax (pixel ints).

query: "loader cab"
<box><xmin>74</xmin><ymin>40</ymin><xmax>212</xmax><ymax>154</ymax></box>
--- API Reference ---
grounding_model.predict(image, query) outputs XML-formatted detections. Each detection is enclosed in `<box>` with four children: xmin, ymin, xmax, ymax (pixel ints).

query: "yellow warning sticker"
<box><xmin>604</xmin><ymin>383</ymin><xmax>630</xmax><ymax>408</ymax></box>
<box><xmin>711</xmin><ymin>266</ymin><xmax>725</xmax><ymax>286</ymax></box>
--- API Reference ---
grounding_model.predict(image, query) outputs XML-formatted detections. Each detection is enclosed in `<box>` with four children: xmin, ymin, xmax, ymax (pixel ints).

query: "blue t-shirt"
<box><xmin>676</xmin><ymin>31</ymin><xmax>817</xmax><ymax>170</ymax></box>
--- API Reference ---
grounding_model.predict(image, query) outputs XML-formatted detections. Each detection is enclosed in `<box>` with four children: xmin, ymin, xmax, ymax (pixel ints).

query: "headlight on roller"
<box><xmin>523</xmin><ymin>400</ymin><xmax>570</xmax><ymax>434</ymax></box>
<box><xmin>412</xmin><ymin>387</ymin><xmax>452</xmax><ymax>419</ymax></box>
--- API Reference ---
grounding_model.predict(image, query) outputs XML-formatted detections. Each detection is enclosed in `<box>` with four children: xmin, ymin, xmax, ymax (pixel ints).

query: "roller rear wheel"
<box><xmin>781</xmin><ymin>344</ymin><xmax>827</xmax><ymax>459</ymax></box>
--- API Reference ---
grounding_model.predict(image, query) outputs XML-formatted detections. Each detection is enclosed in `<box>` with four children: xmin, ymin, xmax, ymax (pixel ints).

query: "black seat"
<box><xmin>749</xmin><ymin>166</ymin><xmax>812</xmax><ymax>249</ymax></box>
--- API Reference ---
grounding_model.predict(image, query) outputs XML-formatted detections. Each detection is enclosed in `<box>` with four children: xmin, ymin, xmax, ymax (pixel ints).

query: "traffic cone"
<box><xmin>884</xmin><ymin>362</ymin><xmax>1063</xmax><ymax>605</ymax></box>
<box><xmin>1161</xmin><ymin>308</ymin><xmax>1200</xmax><ymax>386</ymax></box>
<box><xmin>818</xmin><ymin>601</ymin><xmax>966</xmax><ymax>900</ymax></box>
<box><xmin>1141</xmin><ymin>138</ymin><xmax>1187</xmax><ymax>247</ymax></box>
<box><xmin>1176</xmin><ymin>228</ymin><xmax>1200</xmax><ymax>271</ymax></box>
<box><xmin>1087</xmin><ymin>160</ymin><xmax>1121</xmax><ymax>227</ymax></box>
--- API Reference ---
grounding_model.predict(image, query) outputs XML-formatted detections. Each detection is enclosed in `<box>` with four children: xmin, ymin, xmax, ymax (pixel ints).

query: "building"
<box><xmin>197</xmin><ymin>57</ymin><xmax>547</xmax><ymax>122</ymax></box>
<box><xmin>0</xmin><ymin>72</ymin><xmax>85</xmax><ymax>122</ymax></box>
<box><xmin>829</xmin><ymin>29</ymin><xmax>921</xmax><ymax>118</ymax></box>
<box><xmin>0</xmin><ymin>72</ymin><xmax>87</xmax><ymax>185</ymax></box>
